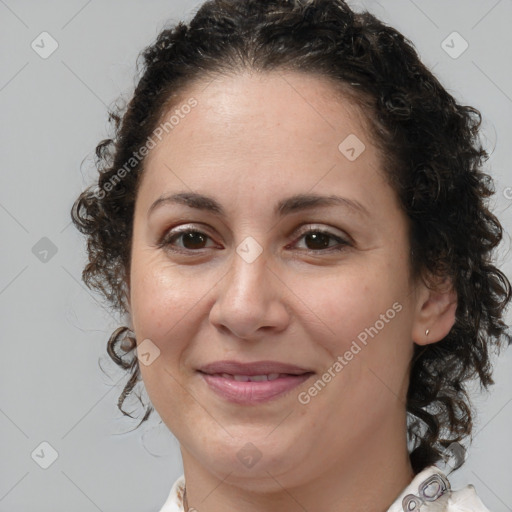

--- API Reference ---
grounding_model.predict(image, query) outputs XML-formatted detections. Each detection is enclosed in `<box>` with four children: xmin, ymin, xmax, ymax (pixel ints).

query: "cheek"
<box><xmin>130</xmin><ymin>261</ymin><xmax>203</xmax><ymax>423</ymax></box>
<box><xmin>128</xmin><ymin>257</ymin><xmax>201</xmax><ymax>400</ymax></box>
<box><xmin>296</xmin><ymin>262</ymin><xmax>413</xmax><ymax>406</ymax></box>
<box><xmin>301</xmin><ymin>264</ymin><xmax>408</xmax><ymax>350</ymax></box>
<box><xmin>130</xmin><ymin>249</ymin><xmax>203</xmax><ymax>335</ymax></box>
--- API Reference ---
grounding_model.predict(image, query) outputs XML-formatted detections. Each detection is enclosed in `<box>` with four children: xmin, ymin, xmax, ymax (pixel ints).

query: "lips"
<box><xmin>215</xmin><ymin>373</ymin><xmax>285</xmax><ymax>382</ymax></box>
<box><xmin>197</xmin><ymin>360</ymin><xmax>315</xmax><ymax>404</ymax></box>
<box><xmin>198</xmin><ymin>360</ymin><xmax>312</xmax><ymax>376</ymax></box>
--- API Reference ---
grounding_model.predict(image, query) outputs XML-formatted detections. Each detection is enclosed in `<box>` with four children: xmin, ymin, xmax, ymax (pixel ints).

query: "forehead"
<box><xmin>164</xmin><ymin>71</ymin><xmax>369</xmax><ymax>141</ymax></box>
<box><xmin>140</xmin><ymin>70</ymin><xmax>384</xmax><ymax>202</ymax></box>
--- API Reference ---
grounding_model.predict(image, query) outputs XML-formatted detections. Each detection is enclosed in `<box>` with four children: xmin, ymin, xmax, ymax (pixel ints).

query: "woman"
<box><xmin>71</xmin><ymin>0</ymin><xmax>511</xmax><ymax>510</ymax></box>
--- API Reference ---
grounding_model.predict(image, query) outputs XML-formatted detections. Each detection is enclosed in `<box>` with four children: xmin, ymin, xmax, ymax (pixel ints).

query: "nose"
<box><xmin>208</xmin><ymin>250</ymin><xmax>291</xmax><ymax>340</ymax></box>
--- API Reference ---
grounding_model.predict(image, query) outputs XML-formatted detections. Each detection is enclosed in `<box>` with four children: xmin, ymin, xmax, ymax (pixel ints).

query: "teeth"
<box><xmin>248</xmin><ymin>375</ymin><xmax>268</xmax><ymax>382</ymax></box>
<box><xmin>218</xmin><ymin>373</ymin><xmax>283</xmax><ymax>382</ymax></box>
<box><xmin>233</xmin><ymin>374</ymin><xmax>250</xmax><ymax>382</ymax></box>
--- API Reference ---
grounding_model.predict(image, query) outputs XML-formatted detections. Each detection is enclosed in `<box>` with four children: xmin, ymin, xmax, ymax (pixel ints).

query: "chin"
<box><xmin>192</xmin><ymin>431</ymin><xmax>307</xmax><ymax>483</ymax></box>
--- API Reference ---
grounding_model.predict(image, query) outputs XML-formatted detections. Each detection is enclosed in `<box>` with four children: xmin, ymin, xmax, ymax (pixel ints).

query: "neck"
<box><xmin>180</xmin><ymin>414</ymin><xmax>415</xmax><ymax>512</ymax></box>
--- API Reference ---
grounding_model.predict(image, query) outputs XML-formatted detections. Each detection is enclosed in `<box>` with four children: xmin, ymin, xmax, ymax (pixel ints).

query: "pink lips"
<box><xmin>197</xmin><ymin>360</ymin><xmax>314</xmax><ymax>404</ymax></box>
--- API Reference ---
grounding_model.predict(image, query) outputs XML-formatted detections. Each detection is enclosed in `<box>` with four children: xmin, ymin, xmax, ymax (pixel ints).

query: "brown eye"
<box><xmin>180</xmin><ymin>231</ymin><xmax>208</xmax><ymax>249</ymax></box>
<box><xmin>303</xmin><ymin>232</ymin><xmax>332</xmax><ymax>250</ymax></box>
<box><xmin>293</xmin><ymin>228</ymin><xmax>350</xmax><ymax>252</ymax></box>
<box><xmin>161</xmin><ymin>230</ymin><xmax>215</xmax><ymax>251</ymax></box>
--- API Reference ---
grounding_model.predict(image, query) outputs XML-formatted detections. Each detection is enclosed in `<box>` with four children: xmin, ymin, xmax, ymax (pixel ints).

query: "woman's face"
<box><xmin>127</xmin><ymin>71</ymin><xmax>431</xmax><ymax>488</ymax></box>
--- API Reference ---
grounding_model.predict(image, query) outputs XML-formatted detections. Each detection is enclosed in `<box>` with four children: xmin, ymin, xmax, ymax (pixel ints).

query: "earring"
<box><xmin>425</xmin><ymin>329</ymin><xmax>430</xmax><ymax>337</ymax></box>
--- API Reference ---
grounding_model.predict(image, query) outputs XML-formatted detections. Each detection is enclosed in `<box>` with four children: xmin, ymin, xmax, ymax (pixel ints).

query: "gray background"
<box><xmin>1</xmin><ymin>0</ymin><xmax>511</xmax><ymax>510</ymax></box>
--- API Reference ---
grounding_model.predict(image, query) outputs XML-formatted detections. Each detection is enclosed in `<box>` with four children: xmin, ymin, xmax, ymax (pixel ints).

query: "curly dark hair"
<box><xmin>71</xmin><ymin>0</ymin><xmax>511</xmax><ymax>474</ymax></box>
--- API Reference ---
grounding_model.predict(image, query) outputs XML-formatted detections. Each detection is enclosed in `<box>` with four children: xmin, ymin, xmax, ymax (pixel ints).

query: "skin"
<box><xmin>126</xmin><ymin>70</ymin><xmax>457</xmax><ymax>512</ymax></box>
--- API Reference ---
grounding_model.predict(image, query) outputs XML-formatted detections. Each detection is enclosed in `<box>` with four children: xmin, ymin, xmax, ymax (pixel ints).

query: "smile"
<box><xmin>199</xmin><ymin>371</ymin><xmax>314</xmax><ymax>404</ymax></box>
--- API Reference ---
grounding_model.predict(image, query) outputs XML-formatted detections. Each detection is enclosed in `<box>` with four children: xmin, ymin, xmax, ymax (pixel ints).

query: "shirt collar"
<box><xmin>386</xmin><ymin>465</ymin><xmax>490</xmax><ymax>512</ymax></box>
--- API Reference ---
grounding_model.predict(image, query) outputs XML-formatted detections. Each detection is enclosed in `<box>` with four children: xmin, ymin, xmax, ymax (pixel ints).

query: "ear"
<box><xmin>412</xmin><ymin>274</ymin><xmax>457</xmax><ymax>346</ymax></box>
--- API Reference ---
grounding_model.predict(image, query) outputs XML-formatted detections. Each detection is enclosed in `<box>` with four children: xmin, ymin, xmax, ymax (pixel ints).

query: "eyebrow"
<box><xmin>147</xmin><ymin>191</ymin><xmax>370</xmax><ymax>218</ymax></box>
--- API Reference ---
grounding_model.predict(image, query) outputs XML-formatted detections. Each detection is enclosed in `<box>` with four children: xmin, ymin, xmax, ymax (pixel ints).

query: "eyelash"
<box><xmin>158</xmin><ymin>225</ymin><xmax>351</xmax><ymax>254</ymax></box>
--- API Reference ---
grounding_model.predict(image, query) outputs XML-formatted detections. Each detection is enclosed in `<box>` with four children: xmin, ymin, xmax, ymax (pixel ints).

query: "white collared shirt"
<box><xmin>158</xmin><ymin>465</ymin><xmax>490</xmax><ymax>511</ymax></box>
